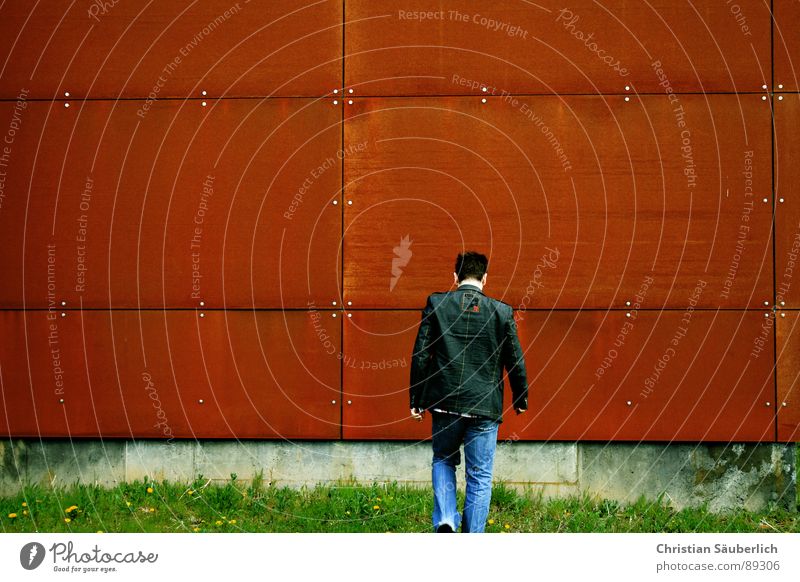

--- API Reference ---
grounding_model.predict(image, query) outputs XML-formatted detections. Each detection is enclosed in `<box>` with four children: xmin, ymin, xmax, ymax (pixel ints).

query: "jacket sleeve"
<box><xmin>409</xmin><ymin>295</ymin><xmax>435</xmax><ymax>409</ymax></box>
<box><xmin>501</xmin><ymin>307</ymin><xmax>528</xmax><ymax>409</ymax></box>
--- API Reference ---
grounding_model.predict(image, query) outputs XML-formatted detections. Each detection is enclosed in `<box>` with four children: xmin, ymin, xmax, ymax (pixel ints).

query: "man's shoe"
<box><xmin>436</xmin><ymin>523</ymin><xmax>454</xmax><ymax>533</ymax></box>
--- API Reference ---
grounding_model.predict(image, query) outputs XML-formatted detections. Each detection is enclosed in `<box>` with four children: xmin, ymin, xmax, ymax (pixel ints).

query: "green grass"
<box><xmin>1</xmin><ymin>468</ymin><xmax>797</xmax><ymax>533</ymax></box>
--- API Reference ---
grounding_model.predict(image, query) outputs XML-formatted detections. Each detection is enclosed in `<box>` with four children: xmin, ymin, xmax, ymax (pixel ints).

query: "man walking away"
<box><xmin>409</xmin><ymin>251</ymin><xmax>528</xmax><ymax>533</ymax></box>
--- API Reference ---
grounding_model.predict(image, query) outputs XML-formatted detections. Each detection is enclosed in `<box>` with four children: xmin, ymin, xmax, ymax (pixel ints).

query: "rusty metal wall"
<box><xmin>0</xmin><ymin>1</ymin><xmax>797</xmax><ymax>441</ymax></box>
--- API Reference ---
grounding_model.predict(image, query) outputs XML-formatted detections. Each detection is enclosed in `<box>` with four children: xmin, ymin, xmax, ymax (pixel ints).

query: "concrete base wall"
<box><xmin>1</xmin><ymin>439</ymin><xmax>796</xmax><ymax>513</ymax></box>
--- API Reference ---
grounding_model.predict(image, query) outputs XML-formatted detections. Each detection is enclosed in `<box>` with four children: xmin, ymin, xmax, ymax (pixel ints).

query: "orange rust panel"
<box><xmin>0</xmin><ymin>0</ymin><xmax>342</xmax><ymax>99</ymax></box>
<box><xmin>0</xmin><ymin>310</ymin><xmax>341</xmax><ymax>439</ymax></box>
<box><xmin>345</xmin><ymin>0</ymin><xmax>770</xmax><ymax>95</ymax></box>
<box><xmin>343</xmin><ymin>95</ymin><xmax>772</xmax><ymax>310</ymax></box>
<box><xmin>342</xmin><ymin>309</ymin><xmax>775</xmax><ymax>441</ymax></box>
<box><xmin>775</xmin><ymin>0</ymin><xmax>800</xmax><ymax>92</ymax></box>
<box><xmin>0</xmin><ymin>99</ymin><xmax>341</xmax><ymax>309</ymax></box>
<box><xmin>776</xmin><ymin>311</ymin><xmax>800</xmax><ymax>442</ymax></box>
<box><xmin>775</xmin><ymin>93</ymin><xmax>800</xmax><ymax>308</ymax></box>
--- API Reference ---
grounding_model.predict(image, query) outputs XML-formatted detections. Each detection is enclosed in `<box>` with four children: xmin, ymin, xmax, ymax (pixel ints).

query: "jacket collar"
<box><xmin>456</xmin><ymin>282</ymin><xmax>484</xmax><ymax>295</ymax></box>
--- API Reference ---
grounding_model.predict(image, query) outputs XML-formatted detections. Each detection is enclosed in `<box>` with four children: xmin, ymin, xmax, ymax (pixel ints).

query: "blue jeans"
<box><xmin>431</xmin><ymin>411</ymin><xmax>500</xmax><ymax>533</ymax></box>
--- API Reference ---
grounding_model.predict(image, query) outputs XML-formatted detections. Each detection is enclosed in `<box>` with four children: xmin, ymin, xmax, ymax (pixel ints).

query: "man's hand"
<box><xmin>411</xmin><ymin>407</ymin><xmax>425</xmax><ymax>421</ymax></box>
<box><xmin>514</xmin><ymin>407</ymin><xmax>527</xmax><ymax>415</ymax></box>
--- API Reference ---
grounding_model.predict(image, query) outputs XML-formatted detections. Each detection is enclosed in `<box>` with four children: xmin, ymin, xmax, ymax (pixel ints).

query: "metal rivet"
<box><xmin>625</xmin><ymin>85</ymin><xmax>630</xmax><ymax>91</ymax></box>
<box><xmin>626</xmin><ymin>312</ymin><xmax>631</xmax><ymax>318</ymax></box>
<box><xmin>764</xmin><ymin>312</ymin><xmax>770</xmax><ymax>318</ymax></box>
<box><xmin>481</xmin><ymin>98</ymin><xmax>487</xmax><ymax>104</ymax></box>
<box><xmin>333</xmin><ymin>100</ymin><xmax>338</xmax><ymax>105</ymax></box>
<box><xmin>762</xmin><ymin>84</ymin><xmax>767</xmax><ymax>90</ymax></box>
<box><xmin>347</xmin><ymin>301</ymin><xmax>352</xmax><ymax>306</ymax></box>
<box><xmin>347</xmin><ymin>400</ymin><xmax>352</xmax><ymax>405</ymax></box>
<box><xmin>348</xmin><ymin>88</ymin><xmax>353</xmax><ymax>94</ymax></box>
<box><xmin>347</xmin><ymin>200</ymin><xmax>352</xmax><ymax>205</ymax></box>
<box><xmin>64</xmin><ymin>91</ymin><xmax>70</xmax><ymax>97</ymax></box>
<box><xmin>625</xmin><ymin>300</ymin><xmax>631</xmax><ymax>306</ymax></box>
<box><xmin>332</xmin><ymin>200</ymin><xmax>338</xmax><ymax>205</ymax></box>
<box><xmin>61</xmin><ymin>300</ymin><xmax>67</xmax><ymax>306</ymax></box>
<box><xmin>199</xmin><ymin>313</ymin><xmax>205</xmax><ymax>318</ymax></box>
<box><xmin>347</xmin><ymin>99</ymin><xmax>353</xmax><ymax>105</ymax></box>
<box><xmin>778</xmin><ymin>96</ymin><xmax>784</xmax><ymax>101</ymax></box>
<box><xmin>59</xmin><ymin>398</ymin><xmax>65</xmax><ymax>404</ymax></box>
<box><xmin>780</xmin><ymin>301</ymin><xmax>785</xmax><ymax>306</ymax></box>
<box><xmin>782</xmin><ymin>402</ymin><xmax>788</xmax><ymax>407</ymax></box>
<box><xmin>624</xmin><ymin>97</ymin><xmax>630</xmax><ymax>102</ymax></box>
<box><xmin>347</xmin><ymin>313</ymin><xmax>352</xmax><ymax>318</ymax></box>
<box><xmin>332</xmin><ymin>313</ymin><xmax>337</xmax><ymax>318</ymax></box>
<box><xmin>64</xmin><ymin>103</ymin><xmax>70</xmax><ymax>108</ymax></box>
<box><xmin>332</xmin><ymin>300</ymin><xmax>337</xmax><ymax>306</ymax></box>
<box><xmin>333</xmin><ymin>89</ymin><xmax>339</xmax><ymax>94</ymax></box>
<box><xmin>201</xmin><ymin>101</ymin><xmax>207</xmax><ymax>107</ymax></box>
<box><xmin>61</xmin><ymin>312</ymin><xmax>66</xmax><ymax>317</ymax></box>
<box><xmin>779</xmin><ymin>198</ymin><xmax>785</xmax><ymax>203</ymax></box>
<box><xmin>764</xmin><ymin>301</ymin><xmax>770</xmax><ymax>306</ymax></box>
<box><xmin>778</xmin><ymin>84</ymin><xmax>784</xmax><ymax>89</ymax></box>
<box><xmin>626</xmin><ymin>400</ymin><xmax>632</xmax><ymax>406</ymax></box>
<box><xmin>765</xmin><ymin>401</ymin><xmax>771</xmax><ymax>407</ymax></box>
<box><xmin>763</xmin><ymin>198</ymin><xmax>768</xmax><ymax>203</ymax></box>
<box><xmin>200</xmin><ymin>301</ymin><xmax>205</xmax><ymax>307</ymax></box>
<box><xmin>781</xmin><ymin>312</ymin><xmax>786</xmax><ymax>318</ymax></box>
<box><xmin>761</xmin><ymin>96</ymin><xmax>767</xmax><ymax>101</ymax></box>
<box><xmin>331</xmin><ymin>399</ymin><xmax>336</xmax><ymax>404</ymax></box>
<box><xmin>481</xmin><ymin>87</ymin><xmax>487</xmax><ymax>92</ymax></box>
<box><xmin>199</xmin><ymin>399</ymin><xmax>204</xmax><ymax>404</ymax></box>
<box><xmin>201</xmin><ymin>90</ymin><xmax>207</xmax><ymax>96</ymax></box>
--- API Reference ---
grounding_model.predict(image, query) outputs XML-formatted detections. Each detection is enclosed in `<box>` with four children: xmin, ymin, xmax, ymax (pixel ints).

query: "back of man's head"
<box><xmin>454</xmin><ymin>251</ymin><xmax>488</xmax><ymax>282</ymax></box>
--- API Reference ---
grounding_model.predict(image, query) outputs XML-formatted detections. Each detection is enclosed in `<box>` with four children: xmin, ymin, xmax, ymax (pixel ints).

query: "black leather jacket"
<box><xmin>409</xmin><ymin>283</ymin><xmax>528</xmax><ymax>423</ymax></box>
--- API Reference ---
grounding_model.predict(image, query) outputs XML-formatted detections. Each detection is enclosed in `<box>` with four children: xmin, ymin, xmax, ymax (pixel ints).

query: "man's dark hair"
<box><xmin>454</xmin><ymin>251</ymin><xmax>488</xmax><ymax>282</ymax></box>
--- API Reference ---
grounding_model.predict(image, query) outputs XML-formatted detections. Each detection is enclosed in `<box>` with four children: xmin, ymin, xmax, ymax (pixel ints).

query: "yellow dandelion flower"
<box><xmin>188</xmin><ymin>490</ymin><xmax>194</xmax><ymax>496</ymax></box>
<box><xmin>345</xmin><ymin>511</ymin><xmax>351</xmax><ymax>515</ymax></box>
<box><xmin>373</xmin><ymin>505</ymin><xmax>380</xmax><ymax>510</ymax></box>
<box><xmin>96</xmin><ymin>531</ymin><xmax>103</xmax><ymax>534</ymax></box>
<box><xmin>21</xmin><ymin>502</ymin><xmax>27</xmax><ymax>507</ymax></box>
<box><xmin>22</xmin><ymin>510</ymin><xmax>28</xmax><ymax>516</ymax></box>
<box><xmin>65</xmin><ymin>505</ymin><xmax>78</xmax><ymax>514</ymax></box>
<box><xmin>504</xmin><ymin>523</ymin><xmax>510</xmax><ymax>529</ymax></box>
<box><xmin>229</xmin><ymin>519</ymin><xmax>236</xmax><ymax>524</ymax></box>
<box><xmin>149</xmin><ymin>508</ymin><xmax>155</xmax><ymax>513</ymax></box>
<box><xmin>8</xmin><ymin>513</ymin><xmax>17</xmax><ymax>519</ymax></box>
<box><xmin>146</xmin><ymin>487</ymin><xmax>153</xmax><ymax>494</ymax></box>
<box><xmin>215</xmin><ymin>520</ymin><xmax>223</xmax><ymax>526</ymax></box>
<box><xmin>64</xmin><ymin>518</ymin><xmax>71</xmax><ymax>523</ymax></box>
<box><xmin>125</xmin><ymin>501</ymin><xmax>131</xmax><ymax>507</ymax></box>
<box><xmin>487</xmin><ymin>519</ymin><xmax>495</xmax><ymax>525</ymax></box>
<box><xmin>376</xmin><ymin>497</ymin><xmax>381</xmax><ymax>501</ymax></box>
<box><xmin>193</xmin><ymin>527</ymin><xmax>200</xmax><ymax>532</ymax></box>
